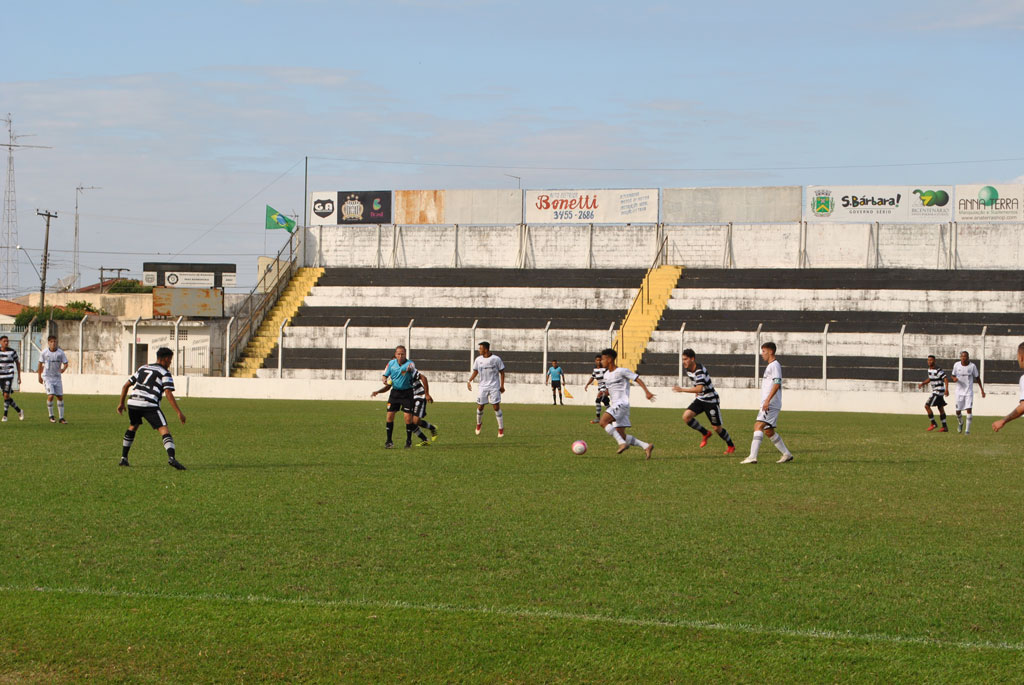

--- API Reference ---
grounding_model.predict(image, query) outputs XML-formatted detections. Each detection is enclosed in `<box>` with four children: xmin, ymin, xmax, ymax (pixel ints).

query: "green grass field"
<box><xmin>2</xmin><ymin>394</ymin><xmax>1024</xmax><ymax>682</ymax></box>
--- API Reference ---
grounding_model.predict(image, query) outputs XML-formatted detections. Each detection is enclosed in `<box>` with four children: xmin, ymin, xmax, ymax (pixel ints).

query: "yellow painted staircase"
<box><xmin>231</xmin><ymin>267</ymin><xmax>324</xmax><ymax>378</ymax></box>
<box><xmin>613</xmin><ymin>265</ymin><xmax>683</xmax><ymax>371</ymax></box>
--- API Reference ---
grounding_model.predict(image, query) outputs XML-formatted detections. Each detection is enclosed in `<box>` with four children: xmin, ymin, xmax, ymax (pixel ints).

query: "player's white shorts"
<box><xmin>955</xmin><ymin>393</ymin><xmax>974</xmax><ymax>412</ymax></box>
<box><xmin>756</xmin><ymin>406</ymin><xmax>781</xmax><ymax>428</ymax></box>
<box><xmin>477</xmin><ymin>387</ymin><xmax>501</xmax><ymax>406</ymax></box>
<box><xmin>606</xmin><ymin>402</ymin><xmax>632</xmax><ymax>428</ymax></box>
<box><xmin>44</xmin><ymin>379</ymin><xmax>63</xmax><ymax>396</ymax></box>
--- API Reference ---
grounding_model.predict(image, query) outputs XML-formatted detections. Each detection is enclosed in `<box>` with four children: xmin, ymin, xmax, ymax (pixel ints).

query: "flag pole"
<box><xmin>303</xmin><ymin>156</ymin><xmax>308</xmax><ymax>229</ymax></box>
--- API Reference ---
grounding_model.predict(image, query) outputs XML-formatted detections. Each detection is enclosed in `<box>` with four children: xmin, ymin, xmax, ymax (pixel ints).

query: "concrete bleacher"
<box><xmin>258</xmin><ymin>268</ymin><xmax>643</xmax><ymax>382</ymax></box>
<box><xmin>641</xmin><ymin>268</ymin><xmax>1024</xmax><ymax>390</ymax></box>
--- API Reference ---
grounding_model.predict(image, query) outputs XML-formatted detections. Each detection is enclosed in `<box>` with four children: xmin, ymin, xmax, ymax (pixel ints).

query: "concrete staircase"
<box><xmin>614</xmin><ymin>265</ymin><xmax>683</xmax><ymax>370</ymax></box>
<box><xmin>232</xmin><ymin>267</ymin><xmax>324</xmax><ymax>378</ymax></box>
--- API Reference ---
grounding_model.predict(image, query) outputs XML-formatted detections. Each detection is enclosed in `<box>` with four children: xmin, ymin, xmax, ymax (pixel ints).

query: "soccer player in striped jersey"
<box><xmin>584</xmin><ymin>354</ymin><xmax>611</xmax><ymax>424</ymax></box>
<box><xmin>0</xmin><ymin>335</ymin><xmax>24</xmax><ymax>422</ymax></box>
<box><xmin>917</xmin><ymin>355</ymin><xmax>949</xmax><ymax>432</ymax></box>
<box><xmin>992</xmin><ymin>342</ymin><xmax>1024</xmax><ymax>433</ymax></box>
<box><xmin>599</xmin><ymin>347</ymin><xmax>655</xmax><ymax>458</ymax></box>
<box><xmin>116</xmin><ymin>347</ymin><xmax>187</xmax><ymax>469</ymax></box>
<box><xmin>672</xmin><ymin>349</ymin><xmax>736</xmax><ymax>454</ymax></box>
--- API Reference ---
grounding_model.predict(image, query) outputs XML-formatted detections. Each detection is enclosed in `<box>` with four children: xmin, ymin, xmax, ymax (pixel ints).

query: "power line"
<box><xmin>309</xmin><ymin>154</ymin><xmax>1024</xmax><ymax>173</ymax></box>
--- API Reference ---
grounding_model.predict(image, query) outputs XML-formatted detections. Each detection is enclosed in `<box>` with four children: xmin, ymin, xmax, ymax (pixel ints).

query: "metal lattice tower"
<box><xmin>0</xmin><ymin>115</ymin><xmax>49</xmax><ymax>298</ymax></box>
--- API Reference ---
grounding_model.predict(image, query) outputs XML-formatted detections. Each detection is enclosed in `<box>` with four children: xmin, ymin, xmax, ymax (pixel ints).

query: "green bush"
<box><xmin>14</xmin><ymin>301</ymin><xmax>108</xmax><ymax>327</ymax></box>
<box><xmin>106</xmin><ymin>279</ymin><xmax>153</xmax><ymax>294</ymax></box>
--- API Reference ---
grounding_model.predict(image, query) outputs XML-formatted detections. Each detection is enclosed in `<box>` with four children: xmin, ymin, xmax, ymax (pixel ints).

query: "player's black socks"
<box><xmin>162</xmin><ymin>434</ymin><xmax>176</xmax><ymax>458</ymax></box>
<box><xmin>719</xmin><ymin>429</ymin><xmax>734</xmax><ymax>447</ymax></box>
<box><xmin>595</xmin><ymin>403</ymin><xmax>602</xmax><ymax>419</ymax></box>
<box><xmin>419</xmin><ymin>420</ymin><xmax>435</xmax><ymax>431</ymax></box>
<box><xmin>930</xmin><ymin>418</ymin><xmax>937</xmax><ymax>426</ymax></box>
<box><xmin>413</xmin><ymin>427</ymin><xmax>427</xmax><ymax>441</ymax></box>
<box><xmin>686</xmin><ymin>417</ymin><xmax>708</xmax><ymax>435</ymax></box>
<box><xmin>122</xmin><ymin>429</ymin><xmax>136</xmax><ymax>458</ymax></box>
<box><xmin>2</xmin><ymin>398</ymin><xmax>8</xmax><ymax>415</ymax></box>
<box><xmin>386</xmin><ymin>421</ymin><xmax>394</xmax><ymax>442</ymax></box>
<box><xmin>405</xmin><ymin>425</ymin><xmax>414</xmax><ymax>444</ymax></box>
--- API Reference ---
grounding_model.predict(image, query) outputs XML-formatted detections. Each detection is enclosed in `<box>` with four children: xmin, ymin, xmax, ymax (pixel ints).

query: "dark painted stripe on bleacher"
<box><xmin>658</xmin><ymin>309</ymin><xmax>1024</xmax><ymax>335</ymax></box>
<box><xmin>678</xmin><ymin>269</ymin><xmax>1024</xmax><ymax>291</ymax></box>
<box><xmin>317</xmin><ymin>267</ymin><xmax>647</xmax><ymax>288</ymax></box>
<box><xmin>292</xmin><ymin>306</ymin><xmax>625</xmax><ymax>329</ymax></box>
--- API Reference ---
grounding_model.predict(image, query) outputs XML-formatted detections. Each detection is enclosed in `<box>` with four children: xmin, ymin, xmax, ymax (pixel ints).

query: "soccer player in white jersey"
<box><xmin>37</xmin><ymin>335</ymin><xmax>69</xmax><ymax>423</ymax></box>
<box><xmin>598</xmin><ymin>347</ymin><xmax>655</xmax><ymax>458</ymax></box>
<box><xmin>951</xmin><ymin>350</ymin><xmax>985</xmax><ymax>434</ymax></box>
<box><xmin>917</xmin><ymin>355</ymin><xmax>949</xmax><ymax>432</ymax></box>
<box><xmin>116</xmin><ymin>347</ymin><xmax>187</xmax><ymax>470</ymax></box>
<box><xmin>992</xmin><ymin>342</ymin><xmax>1024</xmax><ymax>433</ymax></box>
<box><xmin>467</xmin><ymin>341</ymin><xmax>506</xmax><ymax>437</ymax></box>
<box><xmin>584</xmin><ymin>353</ymin><xmax>611</xmax><ymax>424</ymax></box>
<box><xmin>741</xmin><ymin>342</ymin><xmax>795</xmax><ymax>464</ymax></box>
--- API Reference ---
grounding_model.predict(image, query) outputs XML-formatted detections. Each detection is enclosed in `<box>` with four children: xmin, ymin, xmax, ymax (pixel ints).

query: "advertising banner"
<box><xmin>662</xmin><ymin>186</ymin><xmax>801</xmax><ymax>223</ymax></box>
<box><xmin>806</xmin><ymin>186</ymin><xmax>953</xmax><ymax>222</ymax></box>
<box><xmin>525</xmin><ymin>188</ymin><xmax>658</xmax><ymax>224</ymax></box>
<box><xmin>310</xmin><ymin>191</ymin><xmax>393</xmax><ymax>225</ymax></box>
<box><xmin>394</xmin><ymin>189</ymin><xmax>523</xmax><ymax>224</ymax></box>
<box><xmin>955</xmin><ymin>184</ymin><xmax>1024</xmax><ymax>221</ymax></box>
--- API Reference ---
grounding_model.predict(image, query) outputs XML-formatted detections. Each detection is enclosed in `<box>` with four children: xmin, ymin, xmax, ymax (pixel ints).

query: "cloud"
<box><xmin>914</xmin><ymin>0</ymin><xmax>1024</xmax><ymax>29</ymax></box>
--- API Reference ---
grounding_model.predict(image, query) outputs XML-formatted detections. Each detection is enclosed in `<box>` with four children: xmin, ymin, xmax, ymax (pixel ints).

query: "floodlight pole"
<box><xmin>74</xmin><ymin>185</ymin><xmax>100</xmax><ymax>291</ymax></box>
<box><xmin>35</xmin><ymin>210</ymin><xmax>56</xmax><ymax>312</ymax></box>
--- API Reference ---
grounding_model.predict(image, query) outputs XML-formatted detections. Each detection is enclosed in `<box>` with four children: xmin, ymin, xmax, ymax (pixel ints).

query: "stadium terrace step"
<box><xmin>317</xmin><ymin>267</ymin><xmax>647</xmax><ymax>288</ymax></box>
<box><xmin>675</xmin><ymin>268</ymin><xmax>1024</xmax><ymax>291</ymax></box>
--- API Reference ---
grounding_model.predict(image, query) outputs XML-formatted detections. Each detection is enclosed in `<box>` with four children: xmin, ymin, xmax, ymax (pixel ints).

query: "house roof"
<box><xmin>0</xmin><ymin>299</ymin><xmax>26</xmax><ymax>316</ymax></box>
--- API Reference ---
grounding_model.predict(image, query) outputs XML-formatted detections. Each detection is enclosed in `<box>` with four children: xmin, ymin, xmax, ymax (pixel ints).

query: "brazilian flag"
<box><xmin>266</xmin><ymin>205</ymin><xmax>296</xmax><ymax>233</ymax></box>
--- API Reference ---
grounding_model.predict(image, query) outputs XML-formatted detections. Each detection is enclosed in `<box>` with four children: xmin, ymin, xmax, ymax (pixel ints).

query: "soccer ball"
<box><xmin>571</xmin><ymin>440</ymin><xmax>588</xmax><ymax>455</ymax></box>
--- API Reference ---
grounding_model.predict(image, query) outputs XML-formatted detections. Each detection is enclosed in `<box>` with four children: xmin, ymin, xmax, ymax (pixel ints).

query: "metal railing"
<box><xmin>227</xmin><ymin>231</ymin><xmax>298</xmax><ymax>372</ymax></box>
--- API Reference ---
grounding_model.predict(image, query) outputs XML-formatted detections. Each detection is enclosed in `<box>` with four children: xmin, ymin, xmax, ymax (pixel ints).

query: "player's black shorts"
<box><xmin>0</xmin><ymin>378</ymin><xmax>13</xmax><ymax>394</ymax></box>
<box><xmin>551</xmin><ymin>380</ymin><xmax>562</xmax><ymax>389</ymax></box>
<box><xmin>926</xmin><ymin>394</ymin><xmax>946</xmax><ymax>408</ymax></box>
<box><xmin>596</xmin><ymin>390</ymin><xmax>610</xmax><ymax>406</ymax></box>
<box><xmin>688</xmin><ymin>399</ymin><xmax>724</xmax><ymax>426</ymax></box>
<box><xmin>128</xmin><ymin>406</ymin><xmax>168</xmax><ymax>429</ymax></box>
<box><xmin>412</xmin><ymin>397</ymin><xmax>428</xmax><ymax>419</ymax></box>
<box><xmin>387</xmin><ymin>388</ymin><xmax>414</xmax><ymax>413</ymax></box>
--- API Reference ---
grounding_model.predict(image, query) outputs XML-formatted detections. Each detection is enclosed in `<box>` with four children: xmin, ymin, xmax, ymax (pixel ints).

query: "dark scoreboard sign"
<box><xmin>142</xmin><ymin>262</ymin><xmax>237</xmax><ymax>288</ymax></box>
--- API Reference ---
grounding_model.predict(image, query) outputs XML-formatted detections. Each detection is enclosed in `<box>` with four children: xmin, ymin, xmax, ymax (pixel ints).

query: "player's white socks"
<box><xmin>605</xmin><ymin>423</ymin><xmax>626</xmax><ymax>445</ymax></box>
<box><xmin>627</xmin><ymin>434</ymin><xmax>650</xmax><ymax>450</ymax></box>
<box><xmin>769</xmin><ymin>432</ymin><xmax>792</xmax><ymax>457</ymax></box>
<box><xmin>475</xmin><ymin>408</ymin><xmax>483</xmax><ymax>425</ymax></box>
<box><xmin>46</xmin><ymin>400</ymin><xmax>53</xmax><ymax>418</ymax></box>
<box><xmin>966</xmin><ymin>415</ymin><xmax>973</xmax><ymax>433</ymax></box>
<box><xmin>749</xmin><ymin>430</ymin><xmax>764</xmax><ymax>460</ymax></box>
<box><xmin>57</xmin><ymin>401</ymin><xmax>64</xmax><ymax>420</ymax></box>
<box><xmin>495</xmin><ymin>409</ymin><xmax>504</xmax><ymax>430</ymax></box>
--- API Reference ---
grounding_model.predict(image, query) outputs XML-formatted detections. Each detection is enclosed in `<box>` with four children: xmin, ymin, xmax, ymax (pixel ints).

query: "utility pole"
<box><xmin>99</xmin><ymin>266</ymin><xmax>130</xmax><ymax>292</ymax></box>
<box><xmin>36</xmin><ymin>209</ymin><xmax>56</xmax><ymax>312</ymax></box>
<box><xmin>74</xmin><ymin>185</ymin><xmax>100</xmax><ymax>291</ymax></box>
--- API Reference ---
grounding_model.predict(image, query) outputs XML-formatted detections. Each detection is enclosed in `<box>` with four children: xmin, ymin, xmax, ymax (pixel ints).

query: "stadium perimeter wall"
<box><xmin>19</xmin><ymin>374</ymin><xmax>1021</xmax><ymax>417</ymax></box>
<box><xmin>301</xmin><ymin>222</ymin><xmax>1024</xmax><ymax>270</ymax></box>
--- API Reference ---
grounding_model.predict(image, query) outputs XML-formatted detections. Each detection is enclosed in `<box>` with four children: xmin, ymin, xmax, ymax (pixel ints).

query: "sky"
<box><xmin>1</xmin><ymin>0</ymin><xmax>1023</xmax><ymax>295</ymax></box>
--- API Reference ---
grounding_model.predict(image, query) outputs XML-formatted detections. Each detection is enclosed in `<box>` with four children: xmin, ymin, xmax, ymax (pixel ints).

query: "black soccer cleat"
<box><xmin>58</xmin><ymin>419</ymin><xmax>67</xmax><ymax>424</ymax></box>
<box><xmin>118</xmin><ymin>457</ymin><xmax>130</xmax><ymax>467</ymax></box>
<box><xmin>49</xmin><ymin>415</ymin><xmax>56</xmax><ymax>423</ymax></box>
<box><xmin>168</xmin><ymin>457</ymin><xmax>187</xmax><ymax>470</ymax></box>
<box><xmin>404</xmin><ymin>442</ymin><xmax>412</xmax><ymax>449</ymax></box>
<box><xmin>384</xmin><ymin>441</ymin><xmax>394</xmax><ymax>449</ymax></box>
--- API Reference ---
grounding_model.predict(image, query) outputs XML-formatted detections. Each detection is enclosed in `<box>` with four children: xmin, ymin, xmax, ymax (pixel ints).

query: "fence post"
<box><xmin>677</xmin><ymin>322</ymin><xmax>686</xmax><ymax>387</ymax></box>
<box><xmin>608</xmin><ymin>321</ymin><xmax>616</xmax><ymax>349</ymax></box>
<box><xmin>822</xmin><ymin>323</ymin><xmax>829</xmax><ymax>390</ymax></box>
<box><xmin>130</xmin><ymin>316</ymin><xmax>142</xmax><ymax>373</ymax></box>
<box><xmin>22</xmin><ymin>316</ymin><xmax>36</xmax><ymax>372</ymax></box>
<box><xmin>173</xmin><ymin>315</ymin><xmax>183</xmax><ymax>376</ymax></box>
<box><xmin>406</xmin><ymin>318</ymin><xmax>414</xmax><ymax>358</ymax></box>
<box><xmin>980</xmin><ymin>325</ymin><xmax>988</xmax><ymax>384</ymax></box>
<box><xmin>224</xmin><ymin>316</ymin><xmax>235</xmax><ymax>378</ymax></box>
<box><xmin>754</xmin><ymin>323</ymin><xmax>763</xmax><ymax>385</ymax></box>
<box><xmin>542</xmin><ymin>320</ymin><xmax>552</xmax><ymax>378</ymax></box>
<box><xmin>342</xmin><ymin>318</ymin><xmax>351</xmax><ymax>380</ymax></box>
<box><xmin>898</xmin><ymin>324</ymin><xmax>906</xmax><ymax>391</ymax></box>
<box><xmin>78</xmin><ymin>314</ymin><xmax>89</xmax><ymax>374</ymax></box>
<box><xmin>277</xmin><ymin>317</ymin><xmax>289</xmax><ymax>379</ymax></box>
<box><xmin>470</xmin><ymin>319</ymin><xmax>478</xmax><ymax>371</ymax></box>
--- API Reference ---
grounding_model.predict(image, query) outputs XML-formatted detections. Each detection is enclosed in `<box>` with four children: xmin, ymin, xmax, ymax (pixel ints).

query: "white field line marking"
<box><xmin>2</xmin><ymin>584</ymin><xmax>1022</xmax><ymax>653</ymax></box>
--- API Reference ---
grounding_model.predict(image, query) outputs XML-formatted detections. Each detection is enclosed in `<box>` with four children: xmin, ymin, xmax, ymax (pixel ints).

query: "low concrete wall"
<box><xmin>17</xmin><ymin>373</ymin><xmax>1021</xmax><ymax>417</ymax></box>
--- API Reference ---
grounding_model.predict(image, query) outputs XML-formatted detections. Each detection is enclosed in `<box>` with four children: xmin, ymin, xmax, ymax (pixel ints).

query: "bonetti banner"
<box><xmin>525</xmin><ymin>188</ymin><xmax>659</xmax><ymax>224</ymax></box>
